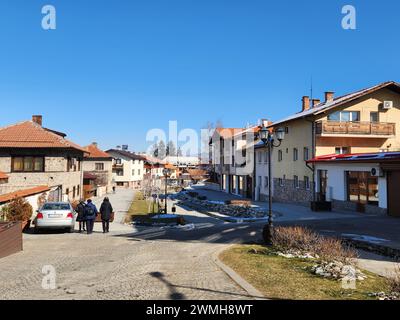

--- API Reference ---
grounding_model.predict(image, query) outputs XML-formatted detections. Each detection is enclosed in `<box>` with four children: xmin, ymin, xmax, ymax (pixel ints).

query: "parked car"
<box><xmin>33</xmin><ymin>202</ymin><xmax>76</xmax><ymax>233</ymax></box>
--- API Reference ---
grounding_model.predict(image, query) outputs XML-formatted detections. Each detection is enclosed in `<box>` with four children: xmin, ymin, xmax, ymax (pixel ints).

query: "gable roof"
<box><xmin>106</xmin><ymin>149</ymin><xmax>146</xmax><ymax>161</ymax></box>
<box><xmin>84</xmin><ymin>143</ymin><xmax>112</xmax><ymax>159</ymax></box>
<box><xmin>0</xmin><ymin>121</ymin><xmax>86</xmax><ymax>152</ymax></box>
<box><xmin>0</xmin><ymin>186</ymin><xmax>50</xmax><ymax>204</ymax></box>
<box><xmin>0</xmin><ymin>171</ymin><xmax>8</xmax><ymax>179</ymax></box>
<box><xmin>269</xmin><ymin>81</ymin><xmax>400</xmax><ymax>127</ymax></box>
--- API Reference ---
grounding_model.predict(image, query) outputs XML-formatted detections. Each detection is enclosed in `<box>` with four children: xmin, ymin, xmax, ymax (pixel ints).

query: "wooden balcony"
<box><xmin>316</xmin><ymin>121</ymin><xmax>396</xmax><ymax>137</ymax></box>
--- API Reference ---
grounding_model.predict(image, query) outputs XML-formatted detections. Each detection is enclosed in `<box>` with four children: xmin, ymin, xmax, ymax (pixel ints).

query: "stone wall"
<box><xmin>0</xmin><ymin>149</ymin><xmax>83</xmax><ymax>202</ymax></box>
<box><xmin>332</xmin><ymin>199</ymin><xmax>387</xmax><ymax>215</ymax></box>
<box><xmin>273</xmin><ymin>178</ymin><xmax>313</xmax><ymax>206</ymax></box>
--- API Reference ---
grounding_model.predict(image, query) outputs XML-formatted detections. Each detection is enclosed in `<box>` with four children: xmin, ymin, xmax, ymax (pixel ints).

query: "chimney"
<box><xmin>92</xmin><ymin>142</ymin><xmax>98</xmax><ymax>147</ymax></box>
<box><xmin>312</xmin><ymin>99</ymin><xmax>321</xmax><ymax>108</ymax></box>
<box><xmin>324</xmin><ymin>91</ymin><xmax>334</xmax><ymax>102</ymax></box>
<box><xmin>302</xmin><ymin>96</ymin><xmax>310</xmax><ymax>112</ymax></box>
<box><xmin>32</xmin><ymin>115</ymin><xmax>43</xmax><ymax>126</ymax></box>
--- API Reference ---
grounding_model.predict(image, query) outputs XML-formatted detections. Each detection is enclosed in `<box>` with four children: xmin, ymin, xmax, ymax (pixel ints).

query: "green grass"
<box><xmin>126</xmin><ymin>191</ymin><xmax>184</xmax><ymax>225</ymax></box>
<box><xmin>219</xmin><ymin>244</ymin><xmax>389</xmax><ymax>300</ymax></box>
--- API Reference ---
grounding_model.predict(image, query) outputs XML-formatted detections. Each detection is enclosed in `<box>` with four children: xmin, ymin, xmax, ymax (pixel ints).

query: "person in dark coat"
<box><xmin>100</xmin><ymin>197</ymin><xmax>113</xmax><ymax>233</ymax></box>
<box><xmin>76</xmin><ymin>200</ymin><xmax>86</xmax><ymax>232</ymax></box>
<box><xmin>85</xmin><ymin>199</ymin><xmax>98</xmax><ymax>235</ymax></box>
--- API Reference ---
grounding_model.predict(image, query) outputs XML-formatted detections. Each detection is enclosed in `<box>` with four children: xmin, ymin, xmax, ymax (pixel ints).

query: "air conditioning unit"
<box><xmin>371</xmin><ymin>167</ymin><xmax>384</xmax><ymax>177</ymax></box>
<box><xmin>383</xmin><ymin>101</ymin><xmax>393</xmax><ymax>110</ymax></box>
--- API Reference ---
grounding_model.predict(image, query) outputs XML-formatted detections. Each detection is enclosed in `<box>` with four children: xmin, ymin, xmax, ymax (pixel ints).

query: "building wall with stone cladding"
<box><xmin>0</xmin><ymin>149</ymin><xmax>83</xmax><ymax>202</ymax></box>
<box><xmin>272</xmin><ymin>177</ymin><xmax>314</xmax><ymax>206</ymax></box>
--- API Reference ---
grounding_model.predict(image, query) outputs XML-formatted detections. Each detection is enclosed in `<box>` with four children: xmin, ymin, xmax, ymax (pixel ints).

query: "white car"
<box><xmin>34</xmin><ymin>202</ymin><xmax>76</xmax><ymax>233</ymax></box>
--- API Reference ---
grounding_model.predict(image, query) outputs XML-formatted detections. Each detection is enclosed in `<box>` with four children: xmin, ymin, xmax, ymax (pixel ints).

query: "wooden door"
<box><xmin>388</xmin><ymin>171</ymin><xmax>400</xmax><ymax>217</ymax></box>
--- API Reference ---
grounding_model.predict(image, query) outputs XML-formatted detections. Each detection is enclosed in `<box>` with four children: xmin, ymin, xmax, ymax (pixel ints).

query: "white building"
<box><xmin>106</xmin><ymin>149</ymin><xmax>145</xmax><ymax>189</ymax></box>
<box><xmin>308</xmin><ymin>152</ymin><xmax>400</xmax><ymax>216</ymax></box>
<box><xmin>254</xmin><ymin>143</ymin><xmax>272</xmax><ymax>201</ymax></box>
<box><xmin>163</xmin><ymin>156</ymin><xmax>200</xmax><ymax>168</ymax></box>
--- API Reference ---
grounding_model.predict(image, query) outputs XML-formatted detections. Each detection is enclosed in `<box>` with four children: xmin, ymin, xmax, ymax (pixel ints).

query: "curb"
<box><xmin>212</xmin><ymin>245</ymin><xmax>266</xmax><ymax>300</ymax></box>
<box><xmin>178</xmin><ymin>200</ymin><xmax>276</xmax><ymax>223</ymax></box>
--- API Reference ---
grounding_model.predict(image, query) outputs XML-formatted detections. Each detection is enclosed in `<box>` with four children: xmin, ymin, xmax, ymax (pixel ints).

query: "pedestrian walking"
<box><xmin>112</xmin><ymin>186</ymin><xmax>116</xmax><ymax>194</ymax></box>
<box><xmin>76</xmin><ymin>200</ymin><xmax>86</xmax><ymax>232</ymax></box>
<box><xmin>84</xmin><ymin>199</ymin><xmax>98</xmax><ymax>234</ymax></box>
<box><xmin>100</xmin><ymin>197</ymin><xmax>113</xmax><ymax>233</ymax></box>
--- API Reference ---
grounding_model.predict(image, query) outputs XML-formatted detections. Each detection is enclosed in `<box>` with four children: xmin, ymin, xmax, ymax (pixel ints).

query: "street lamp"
<box><xmin>162</xmin><ymin>168</ymin><xmax>170</xmax><ymax>214</ymax></box>
<box><xmin>260</xmin><ymin>125</ymin><xmax>285</xmax><ymax>245</ymax></box>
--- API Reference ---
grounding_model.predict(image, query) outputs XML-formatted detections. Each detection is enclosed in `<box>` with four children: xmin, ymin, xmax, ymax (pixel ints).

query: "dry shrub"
<box><xmin>387</xmin><ymin>264</ymin><xmax>400</xmax><ymax>295</ymax></box>
<box><xmin>317</xmin><ymin>236</ymin><xmax>357</xmax><ymax>264</ymax></box>
<box><xmin>272</xmin><ymin>226</ymin><xmax>357</xmax><ymax>264</ymax></box>
<box><xmin>4</xmin><ymin>197</ymin><xmax>33</xmax><ymax>222</ymax></box>
<box><xmin>272</xmin><ymin>226</ymin><xmax>320</xmax><ymax>253</ymax></box>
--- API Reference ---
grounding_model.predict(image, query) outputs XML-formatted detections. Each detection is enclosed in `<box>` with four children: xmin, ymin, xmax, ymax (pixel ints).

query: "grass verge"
<box><xmin>126</xmin><ymin>191</ymin><xmax>184</xmax><ymax>225</ymax></box>
<box><xmin>219</xmin><ymin>244</ymin><xmax>389</xmax><ymax>300</ymax></box>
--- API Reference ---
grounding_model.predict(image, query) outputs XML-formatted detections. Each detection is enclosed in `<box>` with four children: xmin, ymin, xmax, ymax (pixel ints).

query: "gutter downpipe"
<box><xmin>306</xmin><ymin>118</ymin><xmax>316</xmax><ymax>203</ymax></box>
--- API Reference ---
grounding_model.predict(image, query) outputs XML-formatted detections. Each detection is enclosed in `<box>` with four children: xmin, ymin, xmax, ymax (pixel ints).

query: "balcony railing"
<box><xmin>316</xmin><ymin>121</ymin><xmax>396</xmax><ymax>137</ymax></box>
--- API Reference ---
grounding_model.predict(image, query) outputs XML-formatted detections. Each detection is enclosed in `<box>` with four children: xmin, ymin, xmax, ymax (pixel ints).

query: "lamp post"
<box><xmin>259</xmin><ymin>125</ymin><xmax>285</xmax><ymax>245</ymax></box>
<box><xmin>162</xmin><ymin>168</ymin><xmax>170</xmax><ymax>214</ymax></box>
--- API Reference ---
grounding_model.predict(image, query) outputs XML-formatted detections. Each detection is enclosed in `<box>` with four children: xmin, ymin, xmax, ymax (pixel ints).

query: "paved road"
<box><xmin>0</xmin><ymin>189</ymin><xmax>253</xmax><ymax>300</ymax></box>
<box><xmin>1</xmin><ymin>188</ymin><xmax>398</xmax><ymax>300</ymax></box>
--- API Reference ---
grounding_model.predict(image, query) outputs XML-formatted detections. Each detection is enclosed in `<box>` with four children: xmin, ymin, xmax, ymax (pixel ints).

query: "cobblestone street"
<box><xmin>0</xmin><ymin>189</ymin><xmax>253</xmax><ymax>300</ymax></box>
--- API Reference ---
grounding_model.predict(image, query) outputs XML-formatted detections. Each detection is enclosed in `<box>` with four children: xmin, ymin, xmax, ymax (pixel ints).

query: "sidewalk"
<box><xmin>76</xmin><ymin>188</ymin><xmax>135</xmax><ymax>233</ymax></box>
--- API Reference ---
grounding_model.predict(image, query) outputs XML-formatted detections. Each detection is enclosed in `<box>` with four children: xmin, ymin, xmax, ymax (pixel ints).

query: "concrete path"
<box><xmin>85</xmin><ymin>188</ymin><xmax>135</xmax><ymax>233</ymax></box>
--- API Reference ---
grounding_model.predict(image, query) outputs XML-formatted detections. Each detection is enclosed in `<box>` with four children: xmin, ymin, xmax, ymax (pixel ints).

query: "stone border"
<box><xmin>342</xmin><ymin>238</ymin><xmax>400</xmax><ymax>260</ymax></box>
<box><xmin>212</xmin><ymin>245</ymin><xmax>266</xmax><ymax>300</ymax></box>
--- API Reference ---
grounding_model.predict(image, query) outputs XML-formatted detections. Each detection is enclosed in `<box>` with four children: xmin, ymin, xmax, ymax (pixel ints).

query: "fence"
<box><xmin>0</xmin><ymin>221</ymin><xmax>23</xmax><ymax>259</ymax></box>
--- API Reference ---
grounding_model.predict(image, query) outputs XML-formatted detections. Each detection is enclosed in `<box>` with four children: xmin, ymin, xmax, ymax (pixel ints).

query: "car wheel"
<box><xmin>34</xmin><ymin>226</ymin><xmax>40</xmax><ymax>234</ymax></box>
<box><xmin>68</xmin><ymin>226</ymin><xmax>74</xmax><ymax>233</ymax></box>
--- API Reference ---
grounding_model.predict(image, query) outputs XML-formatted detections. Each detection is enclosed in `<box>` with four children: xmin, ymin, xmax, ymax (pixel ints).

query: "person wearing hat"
<box><xmin>99</xmin><ymin>197</ymin><xmax>113</xmax><ymax>233</ymax></box>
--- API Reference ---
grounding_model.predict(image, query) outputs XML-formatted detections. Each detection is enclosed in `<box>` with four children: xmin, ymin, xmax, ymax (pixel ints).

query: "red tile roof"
<box><xmin>0</xmin><ymin>121</ymin><xmax>86</xmax><ymax>152</ymax></box>
<box><xmin>0</xmin><ymin>186</ymin><xmax>50</xmax><ymax>203</ymax></box>
<box><xmin>0</xmin><ymin>171</ymin><xmax>8</xmax><ymax>179</ymax></box>
<box><xmin>307</xmin><ymin>152</ymin><xmax>400</xmax><ymax>164</ymax></box>
<box><xmin>84</xmin><ymin>143</ymin><xmax>112</xmax><ymax>159</ymax></box>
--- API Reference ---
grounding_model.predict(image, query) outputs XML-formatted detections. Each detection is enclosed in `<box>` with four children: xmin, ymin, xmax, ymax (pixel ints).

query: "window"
<box><xmin>303</xmin><ymin>147</ymin><xmax>309</xmax><ymax>161</ymax></box>
<box><xmin>347</xmin><ymin>171</ymin><xmax>378</xmax><ymax>206</ymax></box>
<box><xmin>132</xmin><ymin>169</ymin><xmax>135</xmax><ymax>176</ymax></box>
<box><xmin>263</xmin><ymin>152</ymin><xmax>268</xmax><ymax>163</ymax></box>
<box><xmin>328</xmin><ymin>111</ymin><xmax>360</xmax><ymax>122</ymax></box>
<box><xmin>65</xmin><ymin>188</ymin><xmax>69</xmax><ymax>199</ymax></box>
<box><xmin>258</xmin><ymin>152</ymin><xmax>262</xmax><ymax>163</ymax></box>
<box><xmin>115</xmin><ymin>158</ymin><xmax>122</xmax><ymax>165</ymax></box>
<box><xmin>258</xmin><ymin>176</ymin><xmax>261</xmax><ymax>186</ymax></box>
<box><xmin>278</xmin><ymin>150</ymin><xmax>283</xmax><ymax>162</ymax></box>
<box><xmin>116</xmin><ymin>169</ymin><xmax>124</xmax><ymax>176</ymax></box>
<box><xmin>95</xmin><ymin>163</ymin><xmax>104</xmax><ymax>171</ymax></box>
<box><xmin>12</xmin><ymin>156</ymin><xmax>45</xmax><ymax>172</ymax></box>
<box><xmin>285</xmin><ymin>126</ymin><xmax>289</xmax><ymax>134</ymax></box>
<box><xmin>77</xmin><ymin>185</ymin><xmax>80</xmax><ymax>196</ymax></box>
<box><xmin>138</xmin><ymin>169</ymin><xmax>141</xmax><ymax>175</ymax></box>
<box><xmin>279</xmin><ymin>178</ymin><xmax>283</xmax><ymax>187</ymax></box>
<box><xmin>73</xmin><ymin>186</ymin><xmax>76</xmax><ymax>198</ymax></box>
<box><xmin>294</xmin><ymin>175</ymin><xmax>299</xmax><ymax>189</ymax></box>
<box><xmin>304</xmin><ymin>176</ymin><xmax>310</xmax><ymax>190</ymax></box>
<box><xmin>335</xmin><ymin>147</ymin><xmax>350</xmax><ymax>155</ymax></box>
<box><xmin>370</xmin><ymin>112</ymin><xmax>379</xmax><ymax>123</ymax></box>
<box><xmin>264</xmin><ymin>177</ymin><xmax>268</xmax><ymax>189</ymax></box>
<box><xmin>67</xmin><ymin>158</ymin><xmax>77</xmax><ymax>172</ymax></box>
<box><xmin>293</xmin><ymin>148</ymin><xmax>298</xmax><ymax>161</ymax></box>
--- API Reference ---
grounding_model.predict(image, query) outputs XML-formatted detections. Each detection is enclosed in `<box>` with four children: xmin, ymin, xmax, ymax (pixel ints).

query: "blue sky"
<box><xmin>0</xmin><ymin>0</ymin><xmax>399</xmax><ymax>152</ymax></box>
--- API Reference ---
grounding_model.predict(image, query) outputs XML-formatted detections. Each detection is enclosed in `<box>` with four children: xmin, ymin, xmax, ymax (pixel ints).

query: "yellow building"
<box><xmin>268</xmin><ymin>81</ymin><xmax>400</xmax><ymax>208</ymax></box>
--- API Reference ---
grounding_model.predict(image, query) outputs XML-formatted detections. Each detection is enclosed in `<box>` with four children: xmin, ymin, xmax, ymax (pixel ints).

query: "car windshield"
<box><xmin>42</xmin><ymin>203</ymin><xmax>71</xmax><ymax>211</ymax></box>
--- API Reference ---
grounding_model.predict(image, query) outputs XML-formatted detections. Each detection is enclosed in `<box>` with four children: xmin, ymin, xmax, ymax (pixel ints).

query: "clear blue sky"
<box><xmin>0</xmin><ymin>0</ymin><xmax>399</xmax><ymax>152</ymax></box>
